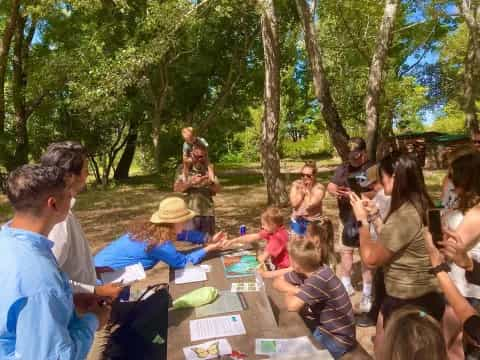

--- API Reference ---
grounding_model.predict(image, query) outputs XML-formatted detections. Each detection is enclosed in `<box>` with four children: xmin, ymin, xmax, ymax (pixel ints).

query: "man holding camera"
<box><xmin>327</xmin><ymin>138</ymin><xmax>374</xmax><ymax>315</ymax></box>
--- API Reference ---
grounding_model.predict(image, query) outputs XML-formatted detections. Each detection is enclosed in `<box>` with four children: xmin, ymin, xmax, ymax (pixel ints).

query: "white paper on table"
<box><xmin>189</xmin><ymin>314</ymin><xmax>246</xmax><ymax>342</ymax></box>
<box><xmin>255</xmin><ymin>336</ymin><xmax>323</xmax><ymax>356</ymax></box>
<box><xmin>199</xmin><ymin>264</ymin><xmax>211</xmax><ymax>272</ymax></box>
<box><xmin>174</xmin><ymin>266</ymin><xmax>207</xmax><ymax>284</ymax></box>
<box><xmin>100</xmin><ymin>263</ymin><xmax>146</xmax><ymax>285</ymax></box>
<box><xmin>182</xmin><ymin>338</ymin><xmax>232</xmax><ymax>360</ymax></box>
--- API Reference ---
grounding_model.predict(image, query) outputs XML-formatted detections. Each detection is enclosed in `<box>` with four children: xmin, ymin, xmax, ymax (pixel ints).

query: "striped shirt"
<box><xmin>285</xmin><ymin>266</ymin><xmax>356</xmax><ymax>348</ymax></box>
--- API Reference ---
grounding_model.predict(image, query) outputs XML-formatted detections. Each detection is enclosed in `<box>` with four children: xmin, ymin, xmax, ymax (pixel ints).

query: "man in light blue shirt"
<box><xmin>0</xmin><ymin>164</ymin><xmax>109</xmax><ymax>359</ymax></box>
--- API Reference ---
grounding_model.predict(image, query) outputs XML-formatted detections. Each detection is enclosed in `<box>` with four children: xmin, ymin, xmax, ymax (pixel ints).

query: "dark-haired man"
<box><xmin>327</xmin><ymin>138</ymin><xmax>374</xmax><ymax>312</ymax></box>
<box><xmin>0</xmin><ymin>165</ymin><xmax>109</xmax><ymax>359</ymax></box>
<box><xmin>42</xmin><ymin>141</ymin><xmax>122</xmax><ymax>299</ymax></box>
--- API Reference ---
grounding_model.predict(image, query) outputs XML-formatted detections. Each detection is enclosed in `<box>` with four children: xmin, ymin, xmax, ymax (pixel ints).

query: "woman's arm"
<box><xmin>425</xmin><ymin>229</ymin><xmax>478</xmax><ymax>324</ymax></box>
<box><xmin>150</xmin><ymin>241</ymin><xmax>207</xmax><ymax>269</ymax></box>
<box><xmin>350</xmin><ymin>193</ymin><xmax>394</xmax><ymax>267</ymax></box>
<box><xmin>290</xmin><ymin>182</ymin><xmax>305</xmax><ymax>209</ymax></box>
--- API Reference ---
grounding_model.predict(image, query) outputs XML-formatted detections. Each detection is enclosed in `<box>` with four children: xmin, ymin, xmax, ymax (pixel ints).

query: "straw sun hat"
<box><xmin>150</xmin><ymin>196</ymin><xmax>197</xmax><ymax>224</ymax></box>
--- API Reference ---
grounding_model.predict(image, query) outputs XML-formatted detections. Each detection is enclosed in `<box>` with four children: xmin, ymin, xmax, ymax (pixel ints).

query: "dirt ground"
<box><xmin>0</xmin><ymin>162</ymin><xmax>446</xmax><ymax>358</ymax></box>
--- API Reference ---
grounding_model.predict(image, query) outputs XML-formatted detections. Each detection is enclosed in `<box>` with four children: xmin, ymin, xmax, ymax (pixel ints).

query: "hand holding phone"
<box><xmin>428</xmin><ymin>209</ymin><xmax>443</xmax><ymax>248</ymax></box>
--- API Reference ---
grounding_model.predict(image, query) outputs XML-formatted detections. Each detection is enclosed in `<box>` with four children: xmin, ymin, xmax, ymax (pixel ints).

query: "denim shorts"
<box><xmin>312</xmin><ymin>328</ymin><xmax>352</xmax><ymax>359</ymax></box>
<box><xmin>290</xmin><ymin>217</ymin><xmax>309</xmax><ymax>236</ymax></box>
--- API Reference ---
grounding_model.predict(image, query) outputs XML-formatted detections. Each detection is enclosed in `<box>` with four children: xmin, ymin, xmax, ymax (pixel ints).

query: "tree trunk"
<box><xmin>114</xmin><ymin>118</ymin><xmax>139</xmax><ymax>180</ymax></box>
<box><xmin>0</xmin><ymin>0</ymin><xmax>21</xmax><ymax>134</ymax></box>
<box><xmin>365</xmin><ymin>0</ymin><xmax>399</xmax><ymax>161</ymax></box>
<box><xmin>258</xmin><ymin>0</ymin><xmax>288</xmax><ymax>206</ymax></box>
<box><xmin>460</xmin><ymin>0</ymin><xmax>480</xmax><ymax>135</ymax></box>
<box><xmin>464</xmin><ymin>36</ymin><xmax>479</xmax><ymax>135</ymax></box>
<box><xmin>12</xmin><ymin>15</ymin><xmax>28</xmax><ymax>168</ymax></box>
<box><xmin>294</xmin><ymin>0</ymin><xmax>350</xmax><ymax>160</ymax></box>
<box><xmin>151</xmin><ymin>62</ymin><xmax>168</xmax><ymax>171</ymax></box>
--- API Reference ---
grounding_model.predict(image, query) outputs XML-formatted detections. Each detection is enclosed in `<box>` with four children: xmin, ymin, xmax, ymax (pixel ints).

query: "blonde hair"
<box><xmin>384</xmin><ymin>306</ymin><xmax>447</xmax><ymax>360</ymax></box>
<box><xmin>127</xmin><ymin>219</ymin><xmax>175</xmax><ymax>252</ymax></box>
<box><xmin>261</xmin><ymin>207</ymin><xmax>284</xmax><ymax>227</ymax></box>
<box><xmin>288</xmin><ymin>239</ymin><xmax>322</xmax><ymax>272</ymax></box>
<box><xmin>182</xmin><ymin>126</ymin><xmax>195</xmax><ymax>137</ymax></box>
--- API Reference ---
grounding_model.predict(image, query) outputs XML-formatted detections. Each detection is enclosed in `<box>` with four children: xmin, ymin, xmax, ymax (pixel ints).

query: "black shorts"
<box><xmin>381</xmin><ymin>291</ymin><xmax>446</xmax><ymax>326</ymax></box>
<box><xmin>342</xmin><ymin>219</ymin><xmax>360</xmax><ymax>248</ymax></box>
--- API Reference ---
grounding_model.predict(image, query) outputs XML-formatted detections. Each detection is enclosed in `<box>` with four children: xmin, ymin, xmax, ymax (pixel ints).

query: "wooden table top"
<box><xmin>167</xmin><ymin>253</ymin><xmax>320</xmax><ymax>360</ymax></box>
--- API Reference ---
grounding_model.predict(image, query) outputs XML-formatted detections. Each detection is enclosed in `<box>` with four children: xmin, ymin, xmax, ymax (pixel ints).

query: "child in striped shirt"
<box><xmin>273</xmin><ymin>219</ymin><xmax>356</xmax><ymax>359</ymax></box>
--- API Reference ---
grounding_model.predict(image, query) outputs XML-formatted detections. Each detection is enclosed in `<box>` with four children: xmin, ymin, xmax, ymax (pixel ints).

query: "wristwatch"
<box><xmin>355</xmin><ymin>219</ymin><xmax>368</xmax><ymax>228</ymax></box>
<box><xmin>428</xmin><ymin>262</ymin><xmax>451</xmax><ymax>275</ymax></box>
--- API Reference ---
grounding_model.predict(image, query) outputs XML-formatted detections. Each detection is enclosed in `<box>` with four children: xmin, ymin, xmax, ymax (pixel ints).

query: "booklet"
<box><xmin>175</xmin><ymin>266</ymin><xmax>207</xmax><ymax>284</ymax></box>
<box><xmin>100</xmin><ymin>263</ymin><xmax>146</xmax><ymax>285</ymax></box>
<box><xmin>189</xmin><ymin>314</ymin><xmax>246</xmax><ymax>342</ymax></box>
<box><xmin>182</xmin><ymin>338</ymin><xmax>232</xmax><ymax>360</ymax></box>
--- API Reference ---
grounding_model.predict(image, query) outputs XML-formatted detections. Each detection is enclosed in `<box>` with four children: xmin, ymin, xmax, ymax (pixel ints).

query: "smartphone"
<box><xmin>427</xmin><ymin>209</ymin><xmax>443</xmax><ymax>247</ymax></box>
<box><xmin>347</xmin><ymin>176</ymin><xmax>363</xmax><ymax>196</ymax></box>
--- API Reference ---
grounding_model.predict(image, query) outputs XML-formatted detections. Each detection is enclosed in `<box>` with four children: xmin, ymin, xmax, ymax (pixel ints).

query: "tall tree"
<box><xmin>459</xmin><ymin>0</ymin><xmax>480</xmax><ymax>135</ymax></box>
<box><xmin>294</xmin><ymin>0</ymin><xmax>350</xmax><ymax>160</ymax></box>
<box><xmin>258</xmin><ymin>0</ymin><xmax>287</xmax><ymax>205</ymax></box>
<box><xmin>0</xmin><ymin>0</ymin><xmax>21</xmax><ymax>134</ymax></box>
<box><xmin>365</xmin><ymin>0</ymin><xmax>399</xmax><ymax>160</ymax></box>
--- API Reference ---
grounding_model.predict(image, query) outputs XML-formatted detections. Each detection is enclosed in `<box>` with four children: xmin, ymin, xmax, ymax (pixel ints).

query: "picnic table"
<box><xmin>167</xmin><ymin>252</ymin><xmax>321</xmax><ymax>359</ymax></box>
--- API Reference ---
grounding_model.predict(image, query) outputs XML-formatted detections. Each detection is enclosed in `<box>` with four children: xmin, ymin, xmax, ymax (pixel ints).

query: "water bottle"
<box><xmin>239</xmin><ymin>225</ymin><xmax>247</xmax><ymax>236</ymax></box>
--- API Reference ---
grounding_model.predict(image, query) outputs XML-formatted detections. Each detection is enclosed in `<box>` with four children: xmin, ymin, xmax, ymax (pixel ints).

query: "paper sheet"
<box><xmin>189</xmin><ymin>314</ymin><xmax>246</xmax><ymax>342</ymax></box>
<box><xmin>175</xmin><ymin>267</ymin><xmax>207</xmax><ymax>284</ymax></box>
<box><xmin>100</xmin><ymin>263</ymin><xmax>146</xmax><ymax>285</ymax></box>
<box><xmin>255</xmin><ymin>336</ymin><xmax>325</xmax><ymax>357</ymax></box>
<box><xmin>182</xmin><ymin>339</ymin><xmax>232</xmax><ymax>360</ymax></box>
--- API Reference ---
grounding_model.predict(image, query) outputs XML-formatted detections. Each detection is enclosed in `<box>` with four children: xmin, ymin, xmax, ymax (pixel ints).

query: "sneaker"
<box><xmin>343</xmin><ymin>282</ymin><xmax>355</xmax><ymax>296</ymax></box>
<box><xmin>359</xmin><ymin>295</ymin><xmax>372</xmax><ymax>313</ymax></box>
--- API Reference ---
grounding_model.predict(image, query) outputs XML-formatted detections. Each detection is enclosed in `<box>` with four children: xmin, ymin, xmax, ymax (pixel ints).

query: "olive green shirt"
<box><xmin>379</xmin><ymin>202</ymin><xmax>439</xmax><ymax>299</ymax></box>
<box><xmin>177</xmin><ymin>163</ymin><xmax>215</xmax><ymax>217</ymax></box>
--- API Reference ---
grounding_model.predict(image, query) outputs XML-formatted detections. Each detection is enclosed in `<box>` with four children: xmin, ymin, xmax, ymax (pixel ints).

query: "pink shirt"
<box><xmin>259</xmin><ymin>226</ymin><xmax>290</xmax><ymax>269</ymax></box>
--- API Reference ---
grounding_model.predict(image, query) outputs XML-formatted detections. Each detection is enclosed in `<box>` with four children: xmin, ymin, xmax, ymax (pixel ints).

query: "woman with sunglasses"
<box><xmin>289</xmin><ymin>161</ymin><xmax>325</xmax><ymax>239</ymax></box>
<box><xmin>350</xmin><ymin>153</ymin><xmax>462</xmax><ymax>359</ymax></box>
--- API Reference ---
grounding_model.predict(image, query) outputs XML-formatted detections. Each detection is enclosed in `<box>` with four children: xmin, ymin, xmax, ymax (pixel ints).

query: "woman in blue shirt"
<box><xmin>94</xmin><ymin>196</ymin><xmax>224</xmax><ymax>270</ymax></box>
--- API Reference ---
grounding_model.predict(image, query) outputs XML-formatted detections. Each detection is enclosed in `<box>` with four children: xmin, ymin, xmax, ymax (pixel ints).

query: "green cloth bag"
<box><xmin>172</xmin><ymin>286</ymin><xmax>219</xmax><ymax>309</ymax></box>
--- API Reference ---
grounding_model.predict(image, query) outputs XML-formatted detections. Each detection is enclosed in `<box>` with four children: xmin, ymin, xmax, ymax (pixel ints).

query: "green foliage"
<box><xmin>429</xmin><ymin>101</ymin><xmax>475</xmax><ymax>134</ymax></box>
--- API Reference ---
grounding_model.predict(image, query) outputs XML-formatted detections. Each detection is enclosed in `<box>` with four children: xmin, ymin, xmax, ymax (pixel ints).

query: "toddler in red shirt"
<box><xmin>226</xmin><ymin>207</ymin><xmax>290</xmax><ymax>272</ymax></box>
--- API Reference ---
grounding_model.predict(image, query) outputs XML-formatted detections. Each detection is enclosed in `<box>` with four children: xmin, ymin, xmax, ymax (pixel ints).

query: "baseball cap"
<box><xmin>365</xmin><ymin>164</ymin><xmax>379</xmax><ymax>186</ymax></box>
<box><xmin>348</xmin><ymin>138</ymin><xmax>367</xmax><ymax>162</ymax></box>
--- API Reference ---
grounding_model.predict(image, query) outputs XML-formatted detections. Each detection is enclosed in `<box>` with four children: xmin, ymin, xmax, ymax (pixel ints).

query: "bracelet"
<box><xmin>428</xmin><ymin>262</ymin><xmax>451</xmax><ymax>275</ymax></box>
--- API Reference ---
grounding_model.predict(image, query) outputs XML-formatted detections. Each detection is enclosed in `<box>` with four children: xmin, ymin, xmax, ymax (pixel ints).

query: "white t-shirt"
<box><xmin>442</xmin><ymin>179</ymin><xmax>458</xmax><ymax>209</ymax></box>
<box><xmin>446</xmin><ymin>210</ymin><xmax>480</xmax><ymax>299</ymax></box>
<box><xmin>49</xmin><ymin>199</ymin><xmax>97</xmax><ymax>293</ymax></box>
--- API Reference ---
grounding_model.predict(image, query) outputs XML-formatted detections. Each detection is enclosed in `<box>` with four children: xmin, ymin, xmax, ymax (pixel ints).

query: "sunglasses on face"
<box><xmin>301</xmin><ymin>173</ymin><xmax>313</xmax><ymax>179</ymax></box>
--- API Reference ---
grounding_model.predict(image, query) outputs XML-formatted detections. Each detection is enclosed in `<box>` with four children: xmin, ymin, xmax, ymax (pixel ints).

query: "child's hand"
<box><xmin>211</xmin><ymin>231</ymin><xmax>225</xmax><ymax>243</ymax></box>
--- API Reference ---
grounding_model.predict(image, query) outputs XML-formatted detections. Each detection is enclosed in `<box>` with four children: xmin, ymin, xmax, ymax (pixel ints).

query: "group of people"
<box><xmin>1</xmin><ymin>128</ymin><xmax>480</xmax><ymax>360</ymax></box>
